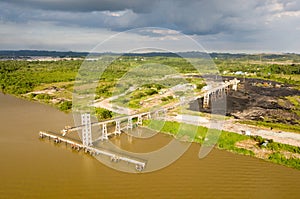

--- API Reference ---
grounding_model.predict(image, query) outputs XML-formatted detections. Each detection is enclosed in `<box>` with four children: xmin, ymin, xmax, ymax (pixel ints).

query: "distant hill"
<box><xmin>0</xmin><ymin>50</ymin><xmax>299</xmax><ymax>61</ymax></box>
<box><xmin>0</xmin><ymin>50</ymin><xmax>89</xmax><ymax>58</ymax></box>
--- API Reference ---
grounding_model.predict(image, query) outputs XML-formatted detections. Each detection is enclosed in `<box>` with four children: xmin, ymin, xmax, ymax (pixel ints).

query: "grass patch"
<box><xmin>144</xmin><ymin>120</ymin><xmax>254</xmax><ymax>154</ymax></box>
<box><xmin>286</xmin><ymin>96</ymin><xmax>300</xmax><ymax>107</ymax></box>
<box><xmin>266</xmin><ymin>141</ymin><xmax>300</xmax><ymax>154</ymax></box>
<box><xmin>268</xmin><ymin>152</ymin><xmax>300</xmax><ymax>170</ymax></box>
<box><xmin>143</xmin><ymin>119</ymin><xmax>300</xmax><ymax>169</ymax></box>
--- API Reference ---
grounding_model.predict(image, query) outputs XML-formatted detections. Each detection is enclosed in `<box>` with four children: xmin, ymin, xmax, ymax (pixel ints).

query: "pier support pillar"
<box><xmin>81</xmin><ymin>113</ymin><xmax>92</xmax><ymax>146</ymax></box>
<box><xmin>232</xmin><ymin>78</ymin><xmax>240</xmax><ymax>91</ymax></box>
<box><xmin>154</xmin><ymin>111</ymin><xmax>159</xmax><ymax>119</ymax></box>
<box><xmin>232</xmin><ymin>83</ymin><xmax>237</xmax><ymax>91</ymax></box>
<box><xmin>226</xmin><ymin>85</ymin><xmax>230</xmax><ymax>94</ymax></box>
<box><xmin>203</xmin><ymin>93</ymin><xmax>210</xmax><ymax>108</ymax></box>
<box><xmin>212</xmin><ymin>91</ymin><xmax>217</xmax><ymax>101</ymax></box>
<box><xmin>127</xmin><ymin>117</ymin><xmax>133</xmax><ymax>130</ymax></box>
<box><xmin>114</xmin><ymin>120</ymin><xmax>121</xmax><ymax>135</ymax></box>
<box><xmin>146</xmin><ymin>112</ymin><xmax>151</xmax><ymax>119</ymax></box>
<box><xmin>218</xmin><ymin>88</ymin><xmax>223</xmax><ymax>98</ymax></box>
<box><xmin>102</xmin><ymin>123</ymin><xmax>108</xmax><ymax>140</ymax></box>
<box><xmin>137</xmin><ymin>115</ymin><xmax>143</xmax><ymax>126</ymax></box>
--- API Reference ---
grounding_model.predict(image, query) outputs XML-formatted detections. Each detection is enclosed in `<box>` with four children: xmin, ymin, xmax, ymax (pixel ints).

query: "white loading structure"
<box><xmin>39</xmin><ymin>130</ymin><xmax>146</xmax><ymax>171</ymax></box>
<box><xmin>62</xmin><ymin>110</ymin><xmax>165</xmax><ymax>143</ymax></box>
<box><xmin>58</xmin><ymin>108</ymin><xmax>168</xmax><ymax>171</ymax></box>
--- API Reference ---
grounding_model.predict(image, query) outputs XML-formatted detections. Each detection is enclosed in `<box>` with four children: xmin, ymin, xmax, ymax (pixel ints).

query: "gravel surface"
<box><xmin>168</xmin><ymin>114</ymin><xmax>300</xmax><ymax>147</ymax></box>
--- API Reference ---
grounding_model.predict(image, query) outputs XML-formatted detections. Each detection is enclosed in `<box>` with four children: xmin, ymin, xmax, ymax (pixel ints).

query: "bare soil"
<box><xmin>189</xmin><ymin>77</ymin><xmax>300</xmax><ymax>126</ymax></box>
<box><xmin>235</xmin><ymin>139</ymin><xmax>300</xmax><ymax>159</ymax></box>
<box><xmin>235</xmin><ymin>139</ymin><xmax>273</xmax><ymax>159</ymax></box>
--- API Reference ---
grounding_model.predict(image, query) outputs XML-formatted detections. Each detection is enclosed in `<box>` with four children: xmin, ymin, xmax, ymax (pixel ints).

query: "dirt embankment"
<box><xmin>235</xmin><ymin>139</ymin><xmax>300</xmax><ymax>159</ymax></box>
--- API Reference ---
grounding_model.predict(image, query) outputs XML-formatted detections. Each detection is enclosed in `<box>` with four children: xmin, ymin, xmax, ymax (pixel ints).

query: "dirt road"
<box><xmin>167</xmin><ymin>114</ymin><xmax>300</xmax><ymax>147</ymax></box>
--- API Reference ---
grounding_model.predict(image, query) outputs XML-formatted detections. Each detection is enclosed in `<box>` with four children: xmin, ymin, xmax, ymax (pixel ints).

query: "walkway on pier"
<box><xmin>39</xmin><ymin>131</ymin><xmax>146</xmax><ymax>171</ymax></box>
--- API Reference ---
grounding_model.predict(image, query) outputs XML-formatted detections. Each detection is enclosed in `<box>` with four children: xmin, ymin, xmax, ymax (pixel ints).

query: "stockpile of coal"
<box><xmin>189</xmin><ymin>77</ymin><xmax>300</xmax><ymax>125</ymax></box>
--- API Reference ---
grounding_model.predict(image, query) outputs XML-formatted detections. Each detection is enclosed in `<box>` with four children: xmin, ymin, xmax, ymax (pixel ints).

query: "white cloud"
<box><xmin>0</xmin><ymin>21</ymin><xmax>114</xmax><ymax>51</ymax></box>
<box><xmin>0</xmin><ymin>0</ymin><xmax>300</xmax><ymax>52</ymax></box>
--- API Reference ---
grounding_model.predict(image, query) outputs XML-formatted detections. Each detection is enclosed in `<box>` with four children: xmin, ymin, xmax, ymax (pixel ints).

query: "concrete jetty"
<box><xmin>39</xmin><ymin>131</ymin><xmax>146</xmax><ymax>171</ymax></box>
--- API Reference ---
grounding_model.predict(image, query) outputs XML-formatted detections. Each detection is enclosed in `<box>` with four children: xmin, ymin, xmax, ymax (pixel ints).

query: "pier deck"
<box><xmin>39</xmin><ymin>131</ymin><xmax>146</xmax><ymax>171</ymax></box>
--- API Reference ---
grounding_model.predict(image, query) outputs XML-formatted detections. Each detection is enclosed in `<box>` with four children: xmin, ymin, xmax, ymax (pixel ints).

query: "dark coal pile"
<box><xmin>189</xmin><ymin>77</ymin><xmax>300</xmax><ymax>125</ymax></box>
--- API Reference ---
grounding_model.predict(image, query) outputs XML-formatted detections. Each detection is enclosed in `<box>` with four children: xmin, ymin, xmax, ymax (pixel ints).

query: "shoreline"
<box><xmin>2</xmin><ymin>91</ymin><xmax>300</xmax><ymax>170</ymax></box>
<box><xmin>143</xmin><ymin>119</ymin><xmax>300</xmax><ymax>170</ymax></box>
<box><xmin>0</xmin><ymin>92</ymin><xmax>72</xmax><ymax>114</ymax></box>
<box><xmin>167</xmin><ymin>114</ymin><xmax>300</xmax><ymax>147</ymax></box>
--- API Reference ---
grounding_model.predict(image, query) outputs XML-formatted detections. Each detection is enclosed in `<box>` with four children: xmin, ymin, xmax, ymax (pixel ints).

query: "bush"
<box><xmin>128</xmin><ymin>99</ymin><xmax>140</xmax><ymax>108</ymax></box>
<box><xmin>132</xmin><ymin>91</ymin><xmax>145</xmax><ymax>99</ymax></box>
<box><xmin>251</xmin><ymin>135</ymin><xmax>265</xmax><ymax>145</ymax></box>
<box><xmin>266</xmin><ymin>142</ymin><xmax>300</xmax><ymax>154</ymax></box>
<box><xmin>59</xmin><ymin>101</ymin><xmax>72</xmax><ymax>111</ymax></box>
<box><xmin>94</xmin><ymin>107</ymin><xmax>113</xmax><ymax>120</ymax></box>
<box><xmin>161</xmin><ymin>95</ymin><xmax>173</xmax><ymax>102</ymax></box>
<box><xmin>28</xmin><ymin>93</ymin><xmax>37</xmax><ymax>99</ymax></box>
<box><xmin>268</xmin><ymin>152</ymin><xmax>300</xmax><ymax>170</ymax></box>
<box><xmin>36</xmin><ymin>93</ymin><xmax>52</xmax><ymax>100</ymax></box>
<box><xmin>145</xmin><ymin>88</ymin><xmax>158</xmax><ymax>95</ymax></box>
<box><xmin>167</xmin><ymin>95</ymin><xmax>173</xmax><ymax>100</ymax></box>
<box><xmin>161</xmin><ymin>97</ymin><xmax>168</xmax><ymax>101</ymax></box>
<box><xmin>196</xmin><ymin>83</ymin><xmax>206</xmax><ymax>90</ymax></box>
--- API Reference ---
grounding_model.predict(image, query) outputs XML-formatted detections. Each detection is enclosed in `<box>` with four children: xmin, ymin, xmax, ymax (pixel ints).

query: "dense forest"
<box><xmin>1</xmin><ymin>50</ymin><xmax>300</xmax><ymax>61</ymax></box>
<box><xmin>1</xmin><ymin>55</ymin><xmax>300</xmax><ymax>96</ymax></box>
<box><xmin>0</xmin><ymin>60</ymin><xmax>81</xmax><ymax>94</ymax></box>
<box><xmin>1</xmin><ymin>54</ymin><xmax>300</xmax><ymax>113</ymax></box>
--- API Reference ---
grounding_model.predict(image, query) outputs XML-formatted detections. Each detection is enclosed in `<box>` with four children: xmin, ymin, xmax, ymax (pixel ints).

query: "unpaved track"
<box><xmin>167</xmin><ymin>114</ymin><xmax>300</xmax><ymax>147</ymax></box>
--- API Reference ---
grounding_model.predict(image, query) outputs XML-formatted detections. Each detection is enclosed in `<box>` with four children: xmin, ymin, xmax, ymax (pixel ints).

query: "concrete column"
<box><xmin>154</xmin><ymin>111</ymin><xmax>159</xmax><ymax>118</ymax></box>
<box><xmin>81</xmin><ymin>113</ymin><xmax>92</xmax><ymax>146</ymax></box>
<box><xmin>226</xmin><ymin>85</ymin><xmax>229</xmax><ymax>94</ymax></box>
<box><xmin>147</xmin><ymin>112</ymin><xmax>151</xmax><ymax>119</ymax></box>
<box><xmin>232</xmin><ymin>78</ymin><xmax>240</xmax><ymax>91</ymax></box>
<box><xmin>115</xmin><ymin>120</ymin><xmax>121</xmax><ymax>135</ymax></box>
<box><xmin>127</xmin><ymin>117</ymin><xmax>133</xmax><ymax>130</ymax></box>
<box><xmin>218</xmin><ymin>88</ymin><xmax>224</xmax><ymax>98</ymax></box>
<box><xmin>212</xmin><ymin>91</ymin><xmax>217</xmax><ymax>101</ymax></box>
<box><xmin>219</xmin><ymin>89</ymin><xmax>222</xmax><ymax>98</ymax></box>
<box><xmin>102</xmin><ymin>123</ymin><xmax>108</xmax><ymax>140</ymax></box>
<box><xmin>203</xmin><ymin>93</ymin><xmax>210</xmax><ymax>108</ymax></box>
<box><xmin>232</xmin><ymin>84</ymin><xmax>237</xmax><ymax>91</ymax></box>
<box><xmin>137</xmin><ymin>115</ymin><xmax>142</xmax><ymax>125</ymax></box>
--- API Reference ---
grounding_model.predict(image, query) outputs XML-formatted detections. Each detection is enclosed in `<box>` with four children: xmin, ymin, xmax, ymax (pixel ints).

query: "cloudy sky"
<box><xmin>0</xmin><ymin>0</ymin><xmax>300</xmax><ymax>53</ymax></box>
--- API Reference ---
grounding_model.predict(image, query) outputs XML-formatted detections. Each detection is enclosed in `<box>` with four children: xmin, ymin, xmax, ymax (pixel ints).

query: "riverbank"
<box><xmin>2</xmin><ymin>91</ymin><xmax>300</xmax><ymax>198</ymax></box>
<box><xmin>2</xmin><ymin>87</ymin><xmax>300</xmax><ymax>170</ymax></box>
<box><xmin>166</xmin><ymin>113</ymin><xmax>300</xmax><ymax>147</ymax></box>
<box><xmin>143</xmin><ymin>119</ymin><xmax>300</xmax><ymax>170</ymax></box>
<box><xmin>4</xmin><ymin>89</ymin><xmax>299</xmax><ymax>170</ymax></box>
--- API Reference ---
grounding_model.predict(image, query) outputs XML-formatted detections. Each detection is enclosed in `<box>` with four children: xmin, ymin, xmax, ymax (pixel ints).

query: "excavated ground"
<box><xmin>189</xmin><ymin>77</ymin><xmax>300</xmax><ymax>126</ymax></box>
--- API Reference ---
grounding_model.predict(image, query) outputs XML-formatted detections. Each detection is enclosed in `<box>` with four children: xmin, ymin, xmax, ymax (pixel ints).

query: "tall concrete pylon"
<box><xmin>81</xmin><ymin>113</ymin><xmax>92</xmax><ymax>146</ymax></box>
<box><xmin>115</xmin><ymin>120</ymin><xmax>121</xmax><ymax>135</ymax></box>
<box><xmin>102</xmin><ymin>123</ymin><xmax>108</xmax><ymax>140</ymax></box>
<box><xmin>127</xmin><ymin>117</ymin><xmax>133</xmax><ymax>130</ymax></box>
<box><xmin>203</xmin><ymin>93</ymin><xmax>210</xmax><ymax>108</ymax></box>
<box><xmin>232</xmin><ymin>78</ymin><xmax>240</xmax><ymax>91</ymax></box>
<box><xmin>137</xmin><ymin>115</ymin><xmax>143</xmax><ymax>125</ymax></box>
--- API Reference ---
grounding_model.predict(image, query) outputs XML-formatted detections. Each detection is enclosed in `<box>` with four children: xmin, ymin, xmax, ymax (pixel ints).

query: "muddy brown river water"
<box><xmin>0</xmin><ymin>93</ymin><xmax>299</xmax><ymax>198</ymax></box>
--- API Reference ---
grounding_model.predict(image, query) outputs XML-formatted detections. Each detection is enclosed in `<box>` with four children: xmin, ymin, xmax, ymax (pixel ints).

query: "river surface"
<box><xmin>0</xmin><ymin>93</ymin><xmax>299</xmax><ymax>198</ymax></box>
